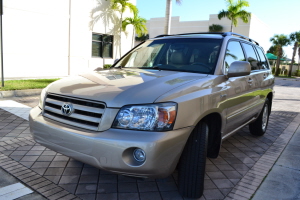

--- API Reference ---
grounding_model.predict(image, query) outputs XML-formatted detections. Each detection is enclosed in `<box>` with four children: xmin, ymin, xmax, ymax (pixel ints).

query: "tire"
<box><xmin>249</xmin><ymin>98</ymin><xmax>270</xmax><ymax>136</ymax></box>
<box><xmin>178</xmin><ymin>121</ymin><xmax>208</xmax><ymax>198</ymax></box>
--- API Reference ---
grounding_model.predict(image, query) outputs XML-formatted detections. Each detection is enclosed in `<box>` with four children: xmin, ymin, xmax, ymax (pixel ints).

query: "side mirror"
<box><xmin>227</xmin><ymin>61</ymin><xmax>251</xmax><ymax>78</ymax></box>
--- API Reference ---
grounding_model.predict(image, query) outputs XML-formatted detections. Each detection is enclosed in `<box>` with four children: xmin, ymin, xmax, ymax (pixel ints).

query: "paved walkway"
<box><xmin>0</xmin><ymin>78</ymin><xmax>299</xmax><ymax>200</ymax></box>
<box><xmin>0</xmin><ymin>168</ymin><xmax>46</xmax><ymax>200</ymax></box>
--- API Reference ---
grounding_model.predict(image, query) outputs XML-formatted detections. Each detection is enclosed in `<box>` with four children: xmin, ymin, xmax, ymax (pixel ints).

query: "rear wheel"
<box><xmin>178</xmin><ymin>121</ymin><xmax>208</xmax><ymax>198</ymax></box>
<box><xmin>249</xmin><ymin>98</ymin><xmax>270</xmax><ymax>136</ymax></box>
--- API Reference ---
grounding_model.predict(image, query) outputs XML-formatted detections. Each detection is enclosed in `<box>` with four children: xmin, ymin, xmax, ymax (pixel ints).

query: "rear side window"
<box><xmin>224</xmin><ymin>41</ymin><xmax>245</xmax><ymax>72</ymax></box>
<box><xmin>242</xmin><ymin>43</ymin><xmax>259</xmax><ymax>70</ymax></box>
<box><xmin>255</xmin><ymin>47</ymin><xmax>269</xmax><ymax>69</ymax></box>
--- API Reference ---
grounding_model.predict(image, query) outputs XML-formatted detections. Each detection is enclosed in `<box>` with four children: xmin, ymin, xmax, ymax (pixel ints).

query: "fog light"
<box><xmin>133</xmin><ymin>148</ymin><xmax>146</xmax><ymax>162</ymax></box>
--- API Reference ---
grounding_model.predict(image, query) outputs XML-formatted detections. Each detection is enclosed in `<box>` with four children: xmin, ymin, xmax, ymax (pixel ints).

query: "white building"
<box><xmin>2</xmin><ymin>0</ymin><xmax>136</xmax><ymax>78</ymax></box>
<box><xmin>146</xmin><ymin>14</ymin><xmax>271</xmax><ymax>51</ymax></box>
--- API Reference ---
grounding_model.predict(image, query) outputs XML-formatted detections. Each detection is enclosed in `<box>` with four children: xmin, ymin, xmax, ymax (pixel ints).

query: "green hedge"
<box><xmin>104</xmin><ymin>64</ymin><xmax>112</xmax><ymax>69</ymax></box>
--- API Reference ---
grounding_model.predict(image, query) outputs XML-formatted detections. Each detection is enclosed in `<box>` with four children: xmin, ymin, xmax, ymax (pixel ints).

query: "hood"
<box><xmin>47</xmin><ymin>68</ymin><xmax>208</xmax><ymax>107</ymax></box>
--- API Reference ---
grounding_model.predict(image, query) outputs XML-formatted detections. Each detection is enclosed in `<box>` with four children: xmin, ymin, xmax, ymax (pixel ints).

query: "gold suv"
<box><xmin>29</xmin><ymin>32</ymin><xmax>274</xmax><ymax>198</ymax></box>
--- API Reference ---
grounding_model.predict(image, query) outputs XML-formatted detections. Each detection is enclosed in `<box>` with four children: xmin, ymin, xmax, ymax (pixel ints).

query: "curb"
<box><xmin>0</xmin><ymin>89</ymin><xmax>42</xmax><ymax>98</ymax></box>
<box><xmin>275</xmin><ymin>77</ymin><xmax>300</xmax><ymax>81</ymax></box>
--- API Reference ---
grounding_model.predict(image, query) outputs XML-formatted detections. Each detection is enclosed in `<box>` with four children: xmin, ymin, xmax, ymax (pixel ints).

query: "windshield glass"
<box><xmin>116</xmin><ymin>38</ymin><xmax>222</xmax><ymax>74</ymax></box>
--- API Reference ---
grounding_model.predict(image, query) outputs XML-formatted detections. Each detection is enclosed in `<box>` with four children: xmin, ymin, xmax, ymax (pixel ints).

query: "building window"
<box><xmin>92</xmin><ymin>33</ymin><xmax>113</xmax><ymax>58</ymax></box>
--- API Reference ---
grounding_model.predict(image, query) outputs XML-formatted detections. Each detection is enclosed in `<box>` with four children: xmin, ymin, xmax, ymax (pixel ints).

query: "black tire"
<box><xmin>178</xmin><ymin>121</ymin><xmax>208</xmax><ymax>198</ymax></box>
<box><xmin>249</xmin><ymin>98</ymin><xmax>270</xmax><ymax>136</ymax></box>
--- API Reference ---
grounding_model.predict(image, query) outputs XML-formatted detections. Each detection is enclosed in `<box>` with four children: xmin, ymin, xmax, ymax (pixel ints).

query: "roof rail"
<box><xmin>176</xmin><ymin>32</ymin><xmax>225</xmax><ymax>36</ymax></box>
<box><xmin>155</xmin><ymin>32</ymin><xmax>224</xmax><ymax>38</ymax></box>
<box><xmin>154</xmin><ymin>32</ymin><xmax>259</xmax><ymax>45</ymax></box>
<box><xmin>223</xmin><ymin>32</ymin><xmax>259</xmax><ymax>45</ymax></box>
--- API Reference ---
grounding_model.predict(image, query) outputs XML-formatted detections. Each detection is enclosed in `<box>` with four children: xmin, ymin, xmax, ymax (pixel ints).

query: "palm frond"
<box><xmin>122</xmin><ymin>15</ymin><xmax>147</xmax><ymax>37</ymax></box>
<box><xmin>270</xmin><ymin>34</ymin><xmax>291</xmax><ymax>48</ymax></box>
<box><xmin>218</xmin><ymin>0</ymin><xmax>250</xmax><ymax>28</ymax></box>
<box><xmin>176</xmin><ymin>0</ymin><xmax>182</xmax><ymax>5</ymax></box>
<box><xmin>111</xmin><ymin>0</ymin><xmax>137</xmax><ymax>15</ymax></box>
<box><xmin>236</xmin><ymin>0</ymin><xmax>250</xmax><ymax>10</ymax></box>
<box><xmin>225</xmin><ymin>0</ymin><xmax>234</xmax><ymax>8</ymax></box>
<box><xmin>290</xmin><ymin>31</ymin><xmax>300</xmax><ymax>43</ymax></box>
<box><xmin>232</xmin><ymin>18</ymin><xmax>238</xmax><ymax>27</ymax></box>
<box><xmin>218</xmin><ymin>10</ymin><xmax>230</xmax><ymax>20</ymax></box>
<box><xmin>237</xmin><ymin>10</ymin><xmax>251</xmax><ymax>23</ymax></box>
<box><xmin>126</xmin><ymin>2</ymin><xmax>138</xmax><ymax>15</ymax></box>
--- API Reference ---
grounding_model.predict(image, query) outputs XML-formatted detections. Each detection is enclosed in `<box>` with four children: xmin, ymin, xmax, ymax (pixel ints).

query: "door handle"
<box><xmin>220</xmin><ymin>94</ymin><xmax>227</xmax><ymax>98</ymax></box>
<box><xmin>263</xmin><ymin>74</ymin><xmax>267</xmax><ymax>79</ymax></box>
<box><xmin>248</xmin><ymin>78</ymin><xmax>253</xmax><ymax>86</ymax></box>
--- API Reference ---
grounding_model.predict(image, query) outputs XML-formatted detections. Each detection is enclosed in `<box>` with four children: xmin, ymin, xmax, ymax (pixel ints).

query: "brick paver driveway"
<box><xmin>0</xmin><ymin>78</ymin><xmax>299</xmax><ymax>200</ymax></box>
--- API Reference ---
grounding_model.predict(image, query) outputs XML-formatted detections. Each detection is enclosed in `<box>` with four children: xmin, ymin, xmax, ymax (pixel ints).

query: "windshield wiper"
<box><xmin>139</xmin><ymin>66</ymin><xmax>162</xmax><ymax>70</ymax></box>
<box><xmin>110</xmin><ymin>65</ymin><xmax>123</xmax><ymax>69</ymax></box>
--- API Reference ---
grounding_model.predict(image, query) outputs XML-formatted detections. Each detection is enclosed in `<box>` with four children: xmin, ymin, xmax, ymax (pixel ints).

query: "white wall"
<box><xmin>146</xmin><ymin>14</ymin><xmax>270</xmax><ymax>49</ymax></box>
<box><xmin>87</xmin><ymin>0</ymin><xmax>135</xmax><ymax>72</ymax></box>
<box><xmin>248</xmin><ymin>14</ymin><xmax>271</xmax><ymax>52</ymax></box>
<box><xmin>208</xmin><ymin>14</ymin><xmax>250</xmax><ymax>36</ymax></box>
<box><xmin>3</xmin><ymin>0</ymin><xmax>69</xmax><ymax>78</ymax></box>
<box><xmin>3</xmin><ymin>0</ymin><xmax>136</xmax><ymax>78</ymax></box>
<box><xmin>146</xmin><ymin>17</ymin><xmax>209</xmax><ymax>38</ymax></box>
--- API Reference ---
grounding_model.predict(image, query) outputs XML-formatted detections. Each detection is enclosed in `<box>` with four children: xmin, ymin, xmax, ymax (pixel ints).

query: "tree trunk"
<box><xmin>289</xmin><ymin>42</ymin><xmax>298</xmax><ymax>77</ymax></box>
<box><xmin>164</xmin><ymin>0</ymin><xmax>172</xmax><ymax>34</ymax></box>
<box><xmin>119</xmin><ymin>12</ymin><xmax>123</xmax><ymax>58</ymax></box>
<box><xmin>298</xmin><ymin>47</ymin><xmax>300</xmax><ymax>71</ymax></box>
<box><xmin>132</xmin><ymin>26</ymin><xmax>135</xmax><ymax>48</ymax></box>
<box><xmin>275</xmin><ymin>47</ymin><xmax>282</xmax><ymax>76</ymax></box>
<box><xmin>230</xmin><ymin>21</ymin><xmax>233</xmax><ymax>32</ymax></box>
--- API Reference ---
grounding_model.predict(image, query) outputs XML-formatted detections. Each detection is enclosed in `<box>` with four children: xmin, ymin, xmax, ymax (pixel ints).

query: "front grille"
<box><xmin>43</xmin><ymin>93</ymin><xmax>106</xmax><ymax>131</ymax></box>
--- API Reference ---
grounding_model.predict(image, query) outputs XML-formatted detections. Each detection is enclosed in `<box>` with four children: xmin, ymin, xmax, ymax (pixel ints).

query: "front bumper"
<box><xmin>29</xmin><ymin>106</ymin><xmax>193</xmax><ymax>178</ymax></box>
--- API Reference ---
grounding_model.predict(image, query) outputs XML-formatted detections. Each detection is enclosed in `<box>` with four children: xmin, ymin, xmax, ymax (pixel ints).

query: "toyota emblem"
<box><xmin>61</xmin><ymin>103</ymin><xmax>74</xmax><ymax>116</ymax></box>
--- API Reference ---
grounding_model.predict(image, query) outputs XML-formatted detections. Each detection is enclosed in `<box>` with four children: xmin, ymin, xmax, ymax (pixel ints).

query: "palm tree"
<box><xmin>270</xmin><ymin>34</ymin><xmax>291</xmax><ymax>76</ymax></box>
<box><xmin>111</xmin><ymin>0</ymin><xmax>137</xmax><ymax>57</ymax></box>
<box><xmin>218</xmin><ymin>0</ymin><xmax>251</xmax><ymax>32</ymax></box>
<box><xmin>164</xmin><ymin>0</ymin><xmax>182</xmax><ymax>34</ymax></box>
<box><xmin>267</xmin><ymin>45</ymin><xmax>278</xmax><ymax>56</ymax></box>
<box><xmin>298</xmin><ymin>46</ymin><xmax>300</xmax><ymax>71</ymax></box>
<box><xmin>122</xmin><ymin>14</ymin><xmax>148</xmax><ymax>48</ymax></box>
<box><xmin>288</xmin><ymin>31</ymin><xmax>300</xmax><ymax>77</ymax></box>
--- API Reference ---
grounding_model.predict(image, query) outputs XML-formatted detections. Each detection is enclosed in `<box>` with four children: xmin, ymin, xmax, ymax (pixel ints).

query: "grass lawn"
<box><xmin>0</xmin><ymin>79</ymin><xmax>60</xmax><ymax>91</ymax></box>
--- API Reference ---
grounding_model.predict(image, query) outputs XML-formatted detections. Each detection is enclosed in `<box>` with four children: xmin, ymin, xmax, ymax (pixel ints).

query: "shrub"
<box><xmin>275</xmin><ymin>67</ymin><xmax>281</xmax><ymax>75</ymax></box>
<box><xmin>209</xmin><ymin>24</ymin><xmax>223</xmax><ymax>32</ymax></box>
<box><xmin>294</xmin><ymin>70</ymin><xmax>300</xmax><ymax>76</ymax></box>
<box><xmin>104</xmin><ymin>64</ymin><xmax>112</xmax><ymax>69</ymax></box>
<box><xmin>272</xmin><ymin>67</ymin><xmax>275</xmax><ymax>74</ymax></box>
<box><xmin>135</xmin><ymin>34</ymin><xmax>149</xmax><ymax>41</ymax></box>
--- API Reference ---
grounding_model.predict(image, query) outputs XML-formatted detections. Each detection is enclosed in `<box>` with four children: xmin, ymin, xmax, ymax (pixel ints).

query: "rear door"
<box><xmin>240</xmin><ymin>43</ymin><xmax>267</xmax><ymax>115</ymax></box>
<box><xmin>254</xmin><ymin>46</ymin><xmax>274</xmax><ymax>95</ymax></box>
<box><xmin>222</xmin><ymin>40</ymin><xmax>258</xmax><ymax>134</ymax></box>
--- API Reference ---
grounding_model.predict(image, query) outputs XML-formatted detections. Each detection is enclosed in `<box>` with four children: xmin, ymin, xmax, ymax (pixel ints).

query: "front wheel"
<box><xmin>249</xmin><ymin>98</ymin><xmax>270</xmax><ymax>136</ymax></box>
<box><xmin>178</xmin><ymin>121</ymin><xmax>208</xmax><ymax>198</ymax></box>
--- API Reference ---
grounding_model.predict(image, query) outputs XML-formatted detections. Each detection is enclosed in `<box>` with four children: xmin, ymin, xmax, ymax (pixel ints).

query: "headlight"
<box><xmin>112</xmin><ymin>103</ymin><xmax>177</xmax><ymax>131</ymax></box>
<box><xmin>38</xmin><ymin>88</ymin><xmax>47</xmax><ymax>109</ymax></box>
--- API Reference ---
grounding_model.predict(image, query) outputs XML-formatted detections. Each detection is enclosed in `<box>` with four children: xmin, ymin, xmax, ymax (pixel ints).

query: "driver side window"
<box><xmin>224</xmin><ymin>41</ymin><xmax>246</xmax><ymax>73</ymax></box>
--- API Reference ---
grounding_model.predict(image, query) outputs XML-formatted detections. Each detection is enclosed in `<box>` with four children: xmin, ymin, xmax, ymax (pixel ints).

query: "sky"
<box><xmin>136</xmin><ymin>0</ymin><xmax>300</xmax><ymax>59</ymax></box>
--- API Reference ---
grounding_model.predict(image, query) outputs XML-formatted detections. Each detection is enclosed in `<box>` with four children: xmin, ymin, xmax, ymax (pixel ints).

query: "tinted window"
<box><xmin>92</xmin><ymin>33</ymin><xmax>113</xmax><ymax>58</ymax></box>
<box><xmin>242</xmin><ymin>43</ymin><xmax>259</xmax><ymax>70</ymax></box>
<box><xmin>255</xmin><ymin>47</ymin><xmax>269</xmax><ymax>69</ymax></box>
<box><xmin>224</xmin><ymin>41</ymin><xmax>245</xmax><ymax>72</ymax></box>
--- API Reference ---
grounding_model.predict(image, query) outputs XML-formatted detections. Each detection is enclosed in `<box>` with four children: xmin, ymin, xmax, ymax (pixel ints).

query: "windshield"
<box><xmin>116</xmin><ymin>38</ymin><xmax>222</xmax><ymax>74</ymax></box>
